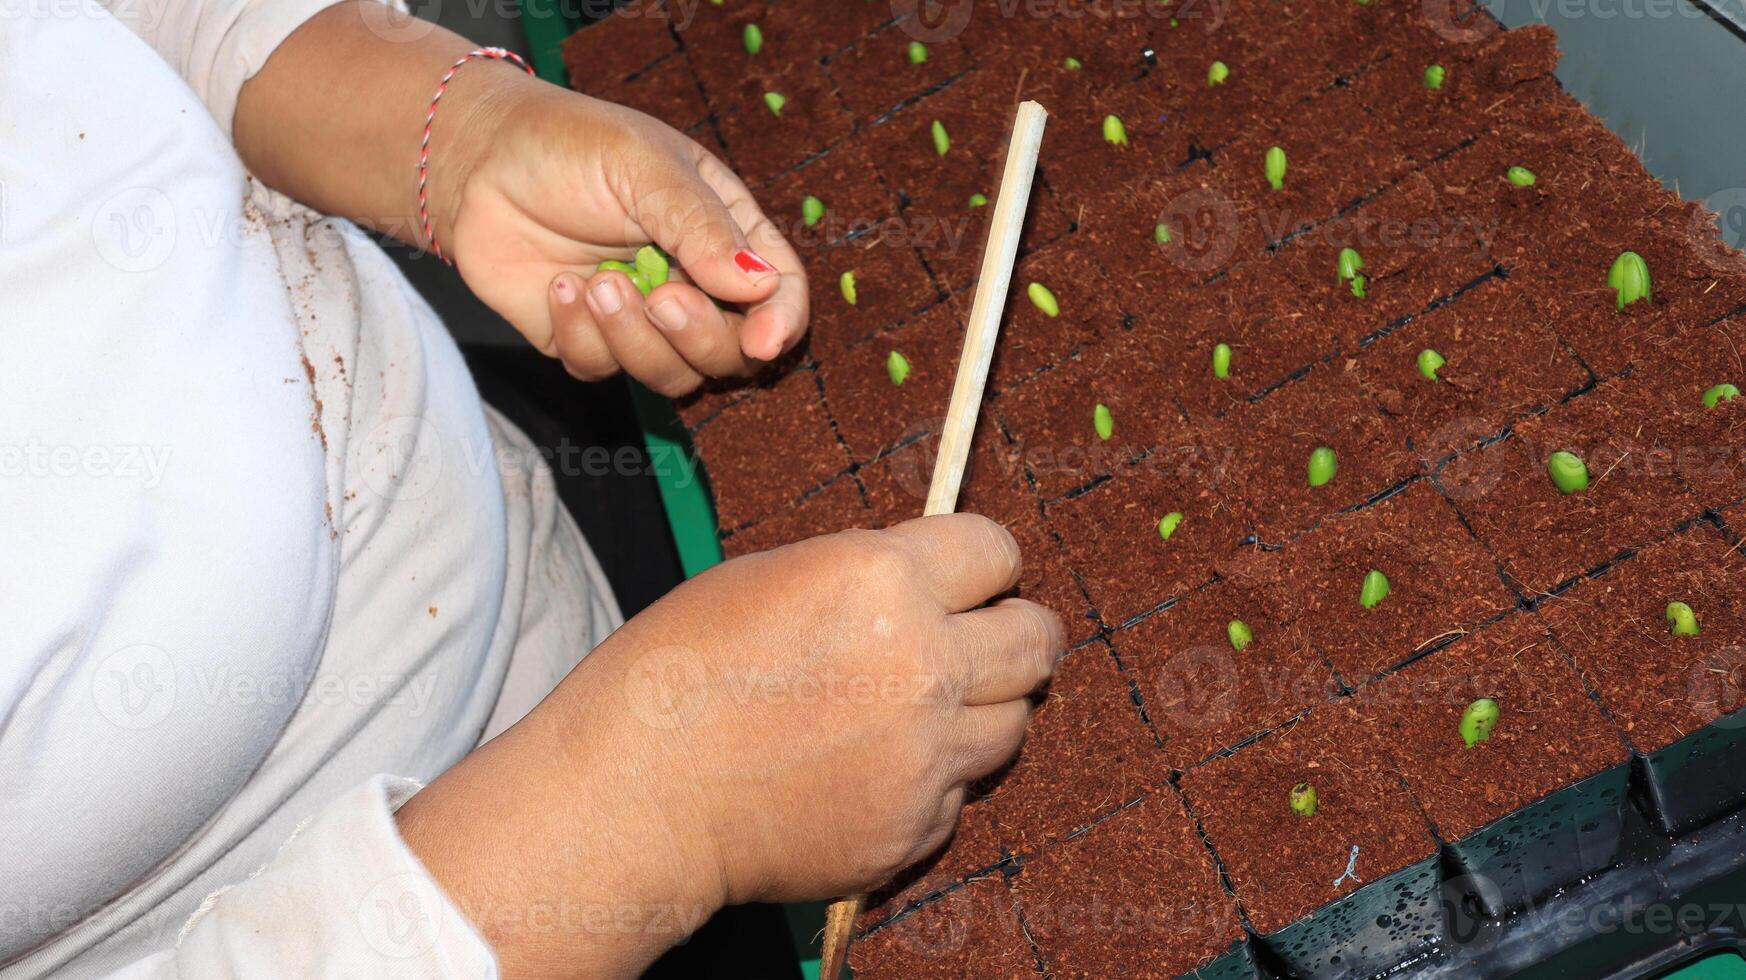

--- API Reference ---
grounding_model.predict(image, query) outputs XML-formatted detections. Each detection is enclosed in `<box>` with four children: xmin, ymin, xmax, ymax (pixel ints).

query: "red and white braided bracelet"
<box><xmin>418</xmin><ymin>47</ymin><xmax>534</xmax><ymax>265</ymax></box>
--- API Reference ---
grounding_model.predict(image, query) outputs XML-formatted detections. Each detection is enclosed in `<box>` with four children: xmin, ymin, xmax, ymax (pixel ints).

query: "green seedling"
<box><xmin>596</xmin><ymin>244</ymin><xmax>672</xmax><ymax>297</ymax></box>
<box><xmin>1154</xmin><ymin>223</ymin><xmax>1173</xmax><ymax>244</ymax></box>
<box><xmin>1360</xmin><ymin>569</ymin><xmax>1391</xmax><ymax>609</ymax></box>
<box><xmin>1208</xmin><ymin>60</ymin><xmax>1229</xmax><ymax>85</ymax></box>
<box><xmin>1265</xmin><ymin>145</ymin><xmax>1287</xmax><ymax>191</ymax></box>
<box><xmin>1460</xmin><ymin>698</ymin><xmax>1499</xmax><ymax>748</ymax></box>
<box><xmin>1703</xmin><ymin>383</ymin><xmax>1740</xmax><ymax>408</ymax></box>
<box><xmin>1308</xmin><ymin>446</ymin><xmax>1337</xmax><ymax>488</ymax></box>
<box><xmin>931</xmin><ymin>119</ymin><xmax>951</xmax><ymax>156</ymax></box>
<box><xmin>1103</xmin><ymin>114</ymin><xmax>1130</xmax><ymax>147</ymax></box>
<box><xmin>1158</xmin><ymin>511</ymin><xmax>1185</xmax><ymax>541</ymax></box>
<box><xmin>743</xmin><ymin>23</ymin><xmax>763</xmax><ymax>55</ymax></box>
<box><xmin>968</xmin><ymin>193</ymin><xmax>989</xmax><ymax>208</ymax></box>
<box><xmin>1423</xmin><ymin>64</ymin><xmax>1445</xmax><ymax>90</ymax></box>
<box><xmin>1289</xmin><ymin>782</ymin><xmax>1318</xmax><ymax>817</ymax></box>
<box><xmin>1418</xmin><ymin>348</ymin><xmax>1446</xmax><ymax>381</ymax></box>
<box><xmin>1608</xmin><ymin>251</ymin><xmax>1651</xmax><ymax>310</ymax></box>
<box><xmin>1228</xmin><ymin>619</ymin><xmax>1253</xmax><ymax>651</ymax></box>
<box><xmin>907</xmin><ymin>41</ymin><xmax>929</xmax><ymax>64</ymax></box>
<box><xmin>801</xmin><ymin>195</ymin><xmax>825</xmax><ymax>227</ymax></box>
<box><xmin>1213</xmin><ymin>342</ymin><xmax>1233</xmax><ymax>379</ymax></box>
<box><xmin>886</xmin><ymin>350</ymin><xmax>911</xmax><ymax>386</ymax></box>
<box><xmin>1506</xmin><ymin>165</ymin><xmax>1537</xmax><ymax>187</ymax></box>
<box><xmin>1028</xmin><ymin>282</ymin><xmax>1060</xmax><ymax>317</ymax></box>
<box><xmin>840</xmin><ymin>270</ymin><xmax>858</xmax><ymax>306</ymax></box>
<box><xmin>1337</xmin><ymin>247</ymin><xmax>1367</xmax><ymax>298</ymax></box>
<box><xmin>1546</xmin><ymin>450</ymin><xmax>1589</xmax><ymax>494</ymax></box>
<box><xmin>1094</xmin><ymin>403</ymin><xmax>1115</xmax><ymax>441</ymax></box>
<box><xmin>1668</xmin><ymin>601</ymin><xmax>1701</xmax><ymax>636</ymax></box>
<box><xmin>1064</xmin><ymin>56</ymin><xmax>1084</xmax><ymax>69</ymax></box>
<box><xmin>763</xmin><ymin>91</ymin><xmax>787</xmax><ymax>116</ymax></box>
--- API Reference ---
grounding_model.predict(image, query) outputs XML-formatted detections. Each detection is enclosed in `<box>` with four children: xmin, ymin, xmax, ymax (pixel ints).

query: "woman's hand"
<box><xmin>394</xmin><ymin>515</ymin><xmax>1062</xmax><ymax>979</ymax></box>
<box><xmin>443</xmin><ymin>80</ymin><xmax>809</xmax><ymax>395</ymax></box>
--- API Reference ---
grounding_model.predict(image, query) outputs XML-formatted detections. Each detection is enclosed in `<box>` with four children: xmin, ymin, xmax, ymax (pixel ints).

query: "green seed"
<box><xmin>1228</xmin><ymin>619</ymin><xmax>1253</xmax><ymax>651</ymax></box>
<box><xmin>931</xmin><ymin>119</ymin><xmax>951</xmax><ymax>156</ymax></box>
<box><xmin>1704</xmin><ymin>383</ymin><xmax>1741</xmax><ymax>408</ymax></box>
<box><xmin>1102</xmin><ymin>114</ymin><xmax>1130</xmax><ymax>147</ymax></box>
<box><xmin>1546</xmin><ymin>450</ymin><xmax>1589</xmax><ymax>494</ymax></box>
<box><xmin>1460</xmin><ymin>698</ymin><xmax>1500</xmax><ymax>748</ymax></box>
<box><xmin>1093</xmin><ymin>403</ymin><xmax>1114</xmax><ymax>441</ymax></box>
<box><xmin>1308</xmin><ymin>446</ymin><xmax>1337</xmax><ymax>488</ymax></box>
<box><xmin>840</xmin><ymin>270</ymin><xmax>858</xmax><ymax>306</ymax></box>
<box><xmin>1158</xmin><ymin>511</ymin><xmax>1184</xmax><ymax>541</ymax></box>
<box><xmin>1027</xmin><ymin>282</ymin><xmax>1060</xmax><ymax>317</ymax></box>
<box><xmin>1417</xmin><ymin>348</ymin><xmax>1446</xmax><ymax>381</ymax></box>
<box><xmin>596</xmin><ymin>259</ymin><xmax>651</xmax><ymax>296</ymax></box>
<box><xmin>1208</xmin><ymin>60</ymin><xmax>1229</xmax><ymax>86</ymax></box>
<box><xmin>1506</xmin><ymin>165</ymin><xmax>1537</xmax><ymax>187</ymax></box>
<box><xmin>1212</xmin><ymin>342</ymin><xmax>1233</xmax><ymax>379</ymax></box>
<box><xmin>1338</xmin><ymin>247</ymin><xmax>1366</xmax><ymax>299</ymax></box>
<box><xmin>1064</xmin><ymin>56</ymin><xmax>1083</xmax><ymax>69</ymax></box>
<box><xmin>763</xmin><ymin>91</ymin><xmax>787</xmax><ymax>116</ymax></box>
<box><xmin>801</xmin><ymin>195</ymin><xmax>825</xmax><ymax>228</ymax></box>
<box><xmin>968</xmin><ymin>193</ymin><xmax>989</xmax><ymax>208</ymax></box>
<box><xmin>1607</xmin><ymin>251</ymin><xmax>1652</xmax><ymax>310</ymax></box>
<box><xmin>1360</xmin><ymin>569</ymin><xmax>1391</xmax><ymax>609</ymax></box>
<box><xmin>1154</xmin><ymin>223</ymin><xmax>1172</xmax><ymax>244</ymax></box>
<box><xmin>907</xmin><ymin>41</ymin><xmax>928</xmax><ymax>64</ymax></box>
<box><xmin>743</xmin><ymin>23</ymin><xmax>763</xmax><ymax>55</ymax></box>
<box><xmin>1289</xmin><ymin>782</ymin><xmax>1318</xmax><ymax>817</ymax></box>
<box><xmin>1265</xmin><ymin>145</ymin><xmax>1287</xmax><ymax>191</ymax></box>
<box><xmin>886</xmin><ymin>350</ymin><xmax>911</xmax><ymax>386</ymax></box>
<box><xmin>633</xmin><ymin>244</ymin><xmax>670</xmax><ymax>291</ymax></box>
<box><xmin>1423</xmin><ymin>64</ymin><xmax>1445</xmax><ymax>90</ymax></box>
<box><xmin>1668</xmin><ymin>601</ymin><xmax>1701</xmax><ymax>636</ymax></box>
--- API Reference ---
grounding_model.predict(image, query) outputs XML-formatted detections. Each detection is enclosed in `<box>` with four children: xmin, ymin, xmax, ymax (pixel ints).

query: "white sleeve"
<box><xmin>106</xmin><ymin>777</ymin><xmax>499</xmax><ymax>980</ymax></box>
<box><xmin>96</xmin><ymin>0</ymin><xmax>404</xmax><ymax>137</ymax></box>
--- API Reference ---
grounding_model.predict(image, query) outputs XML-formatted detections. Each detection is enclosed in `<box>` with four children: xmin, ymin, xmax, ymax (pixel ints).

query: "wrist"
<box><xmin>421</xmin><ymin>56</ymin><xmax>544</xmax><ymax>257</ymax></box>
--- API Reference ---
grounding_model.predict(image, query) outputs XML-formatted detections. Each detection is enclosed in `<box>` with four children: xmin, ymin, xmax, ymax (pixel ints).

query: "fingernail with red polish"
<box><xmin>734</xmin><ymin>249</ymin><xmax>777</xmax><ymax>277</ymax></box>
<box><xmin>552</xmin><ymin>275</ymin><xmax>578</xmax><ymax>305</ymax></box>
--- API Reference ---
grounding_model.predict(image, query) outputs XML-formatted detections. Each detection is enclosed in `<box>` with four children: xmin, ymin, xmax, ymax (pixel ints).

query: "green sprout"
<box><xmin>968</xmin><ymin>193</ymin><xmax>989</xmax><ymax>208</ymax></box>
<box><xmin>1668</xmin><ymin>601</ymin><xmax>1701</xmax><ymax>636</ymax></box>
<box><xmin>1308</xmin><ymin>446</ymin><xmax>1337</xmax><ymax>488</ymax></box>
<box><xmin>1360</xmin><ymin>569</ymin><xmax>1391</xmax><ymax>609</ymax></box>
<box><xmin>1212</xmin><ymin>342</ymin><xmax>1233</xmax><ymax>379</ymax></box>
<box><xmin>743</xmin><ymin>23</ymin><xmax>763</xmax><ymax>55</ymax></box>
<box><xmin>1228</xmin><ymin>619</ymin><xmax>1253</xmax><ymax>651</ymax></box>
<box><xmin>1337</xmin><ymin>247</ymin><xmax>1367</xmax><ymax>298</ymax></box>
<box><xmin>1546</xmin><ymin>451</ymin><xmax>1589</xmax><ymax>494</ymax></box>
<box><xmin>763</xmin><ymin>91</ymin><xmax>787</xmax><ymax>116</ymax></box>
<box><xmin>931</xmin><ymin>119</ymin><xmax>951</xmax><ymax>156</ymax></box>
<box><xmin>886</xmin><ymin>350</ymin><xmax>911</xmax><ymax>386</ymax></box>
<box><xmin>1027</xmin><ymin>282</ymin><xmax>1060</xmax><ymax>317</ymax></box>
<box><xmin>1506</xmin><ymin>166</ymin><xmax>1537</xmax><ymax>187</ymax></box>
<box><xmin>907</xmin><ymin>41</ymin><xmax>929</xmax><ymax>64</ymax></box>
<box><xmin>1094</xmin><ymin>403</ymin><xmax>1114</xmax><ymax>441</ymax></box>
<box><xmin>1265</xmin><ymin>145</ymin><xmax>1287</xmax><ymax>191</ymax></box>
<box><xmin>1418</xmin><ymin>348</ymin><xmax>1446</xmax><ymax>381</ymax></box>
<box><xmin>1423</xmin><ymin>64</ymin><xmax>1445</xmax><ymax>90</ymax></box>
<box><xmin>1289</xmin><ymin>782</ymin><xmax>1318</xmax><ymax>817</ymax></box>
<box><xmin>1460</xmin><ymin>698</ymin><xmax>1499</xmax><ymax>748</ymax></box>
<box><xmin>801</xmin><ymin>195</ymin><xmax>825</xmax><ymax>227</ymax></box>
<box><xmin>1158</xmin><ymin>511</ymin><xmax>1185</xmax><ymax>541</ymax></box>
<box><xmin>1154</xmin><ymin>223</ymin><xmax>1172</xmax><ymax>243</ymax></box>
<box><xmin>596</xmin><ymin>244</ymin><xmax>671</xmax><ymax>297</ymax></box>
<box><xmin>1703</xmin><ymin>383</ymin><xmax>1739</xmax><ymax>408</ymax></box>
<box><xmin>1208</xmin><ymin>60</ymin><xmax>1229</xmax><ymax>86</ymax></box>
<box><xmin>1608</xmin><ymin>251</ymin><xmax>1651</xmax><ymax>310</ymax></box>
<box><xmin>839</xmin><ymin>270</ymin><xmax>858</xmax><ymax>306</ymax></box>
<box><xmin>1103</xmin><ymin>114</ymin><xmax>1130</xmax><ymax>147</ymax></box>
<box><xmin>1064</xmin><ymin>56</ymin><xmax>1083</xmax><ymax>69</ymax></box>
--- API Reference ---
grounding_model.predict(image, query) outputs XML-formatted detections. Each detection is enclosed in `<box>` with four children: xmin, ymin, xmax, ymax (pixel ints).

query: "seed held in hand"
<box><xmin>595</xmin><ymin>259</ymin><xmax>650</xmax><ymax>296</ymax></box>
<box><xmin>1094</xmin><ymin>403</ymin><xmax>1114</xmax><ymax>441</ymax></box>
<box><xmin>1703</xmin><ymin>382</ymin><xmax>1740</xmax><ymax>408</ymax></box>
<box><xmin>1027</xmin><ymin>282</ymin><xmax>1060</xmax><ymax>317</ymax></box>
<box><xmin>1507</xmin><ymin>165</ymin><xmax>1537</xmax><ymax>187</ymax></box>
<box><xmin>633</xmin><ymin>244</ymin><xmax>670</xmax><ymax>290</ymax></box>
<box><xmin>1359</xmin><ymin>569</ymin><xmax>1390</xmax><ymax>609</ymax></box>
<box><xmin>1608</xmin><ymin>251</ymin><xmax>1651</xmax><ymax>310</ymax></box>
<box><xmin>1667</xmin><ymin>601</ymin><xmax>1701</xmax><ymax>636</ymax></box>
<box><xmin>763</xmin><ymin>91</ymin><xmax>787</xmax><ymax>116</ymax></box>
<box><xmin>840</xmin><ymin>270</ymin><xmax>858</xmax><ymax>306</ymax></box>
<box><xmin>931</xmin><ymin>119</ymin><xmax>951</xmax><ymax>156</ymax></box>
<box><xmin>1308</xmin><ymin>446</ymin><xmax>1337</xmax><ymax>487</ymax></box>
<box><xmin>1460</xmin><ymin>698</ymin><xmax>1499</xmax><ymax>748</ymax></box>
<box><xmin>886</xmin><ymin>350</ymin><xmax>911</xmax><ymax>386</ymax></box>
<box><xmin>743</xmin><ymin>23</ymin><xmax>763</xmax><ymax>55</ymax></box>
<box><xmin>1265</xmin><ymin>145</ymin><xmax>1287</xmax><ymax>191</ymax></box>
<box><xmin>1103</xmin><ymin>114</ymin><xmax>1129</xmax><ymax>146</ymax></box>
<box><xmin>1546</xmin><ymin>450</ymin><xmax>1589</xmax><ymax>494</ymax></box>
<box><xmin>1158</xmin><ymin>511</ymin><xmax>1184</xmax><ymax>541</ymax></box>
<box><xmin>1289</xmin><ymin>782</ymin><xmax>1318</xmax><ymax>817</ymax></box>
<box><xmin>1212</xmin><ymin>342</ymin><xmax>1233</xmax><ymax>379</ymax></box>
<box><xmin>907</xmin><ymin>41</ymin><xmax>928</xmax><ymax>64</ymax></box>
<box><xmin>1208</xmin><ymin>60</ymin><xmax>1229</xmax><ymax>85</ymax></box>
<box><xmin>1423</xmin><ymin>64</ymin><xmax>1445</xmax><ymax>90</ymax></box>
<box><xmin>1418</xmin><ymin>348</ymin><xmax>1446</xmax><ymax>381</ymax></box>
<box><xmin>801</xmin><ymin>195</ymin><xmax>825</xmax><ymax>227</ymax></box>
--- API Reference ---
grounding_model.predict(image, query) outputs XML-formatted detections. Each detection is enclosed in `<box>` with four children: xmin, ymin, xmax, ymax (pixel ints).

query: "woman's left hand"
<box><xmin>441</xmin><ymin>80</ymin><xmax>809</xmax><ymax>395</ymax></box>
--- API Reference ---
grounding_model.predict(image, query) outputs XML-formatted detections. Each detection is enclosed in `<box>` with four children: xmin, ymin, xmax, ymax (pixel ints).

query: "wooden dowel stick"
<box><xmin>818</xmin><ymin>98</ymin><xmax>1048</xmax><ymax>980</ymax></box>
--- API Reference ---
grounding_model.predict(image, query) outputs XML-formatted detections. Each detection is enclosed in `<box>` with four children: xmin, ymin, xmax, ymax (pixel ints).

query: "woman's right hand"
<box><xmin>393</xmin><ymin>514</ymin><xmax>1062</xmax><ymax>979</ymax></box>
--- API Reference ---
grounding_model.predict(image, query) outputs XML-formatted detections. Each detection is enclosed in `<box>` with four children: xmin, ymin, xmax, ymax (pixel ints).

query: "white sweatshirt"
<box><xmin>0</xmin><ymin>0</ymin><xmax>620</xmax><ymax>975</ymax></box>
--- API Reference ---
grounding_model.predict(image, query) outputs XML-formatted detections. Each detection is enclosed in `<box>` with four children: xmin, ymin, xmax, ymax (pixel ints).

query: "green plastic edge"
<box><xmin>518</xmin><ymin>8</ymin><xmax>822</xmax><ymax>976</ymax></box>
